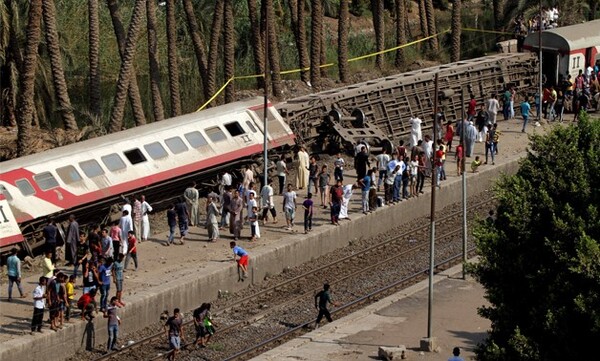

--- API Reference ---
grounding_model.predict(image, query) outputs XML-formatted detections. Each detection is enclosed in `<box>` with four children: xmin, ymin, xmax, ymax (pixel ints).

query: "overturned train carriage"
<box><xmin>277</xmin><ymin>52</ymin><xmax>539</xmax><ymax>152</ymax></box>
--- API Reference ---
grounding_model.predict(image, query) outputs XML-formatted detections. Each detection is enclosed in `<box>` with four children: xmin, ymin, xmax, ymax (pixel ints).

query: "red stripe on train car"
<box><xmin>3</xmin><ymin>135</ymin><xmax>294</xmax><ymax>214</ymax></box>
<box><xmin>0</xmin><ymin>234</ymin><xmax>24</xmax><ymax>248</ymax></box>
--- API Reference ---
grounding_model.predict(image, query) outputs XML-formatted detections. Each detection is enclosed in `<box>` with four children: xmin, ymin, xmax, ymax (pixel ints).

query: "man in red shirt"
<box><xmin>467</xmin><ymin>94</ymin><xmax>477</xmax><ymax>122</ymax></box>
<box><xmin>124</xmin><ymin>231</ymin><xmax>138</xmax><ymax>271</ymax></box>
<box><xmin>329</xmin><ymin>180</ymin><xmax>344</xmax><ymax>225</ymax></box>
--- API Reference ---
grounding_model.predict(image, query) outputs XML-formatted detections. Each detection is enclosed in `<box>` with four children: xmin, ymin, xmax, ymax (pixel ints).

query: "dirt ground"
<box><xmin>0</xmin><ymin>114</ymin><xmax>563</xmax><ymax>343</ymax></box>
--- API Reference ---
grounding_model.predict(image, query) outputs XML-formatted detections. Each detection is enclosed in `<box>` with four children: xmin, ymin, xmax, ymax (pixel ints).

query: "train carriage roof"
<box><xmin>0</xmin><ymin>97</ymin><xmax>266</xmax><ymax>172</ymax></box>
<box><xmin>524</xmin><ymin>19</ymin><xmax>600</xmax><ymax>53</ymax></box>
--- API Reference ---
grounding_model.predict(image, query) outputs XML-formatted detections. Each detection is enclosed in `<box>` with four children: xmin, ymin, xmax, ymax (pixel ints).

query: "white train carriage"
<box><xmin>0</xmin><ymin>97</ymin><xmax>295</xmax><ymax>253</ymax></box>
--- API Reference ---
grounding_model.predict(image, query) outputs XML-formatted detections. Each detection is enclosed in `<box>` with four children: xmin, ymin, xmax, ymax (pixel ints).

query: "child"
<box><xmin>409</xmin><ymin>155</ymin><xmax>418</xmax><ymax>197</ymax></box>
<box><xmin>66</xmin><ymin>274</ymin><xmax>76</xmax><ymax>322</ymax></box>
<box><xmin>471</xmin><ymin>156</ymin><xmax>482</xmax><ymax>173</ymax></box>
<box><xmin>230</xmin><ymin>242</ymin><xmax>249</xmax><ymax>280</ymax></box>
<box><xmin>303</xmin><ymin>193</ymin><xmax>314</xmax><ymax>234</ymax></box>
<box><xmin>455</xmin><ymin>142</ymin><xmax>465</xmax><ymax>176</ymax></box>
<box><xmin>249</xmin><ymin>206</ymin><xmax>260</xmax><ymax>241</ymax></box>
<box><xmin>385</xmin><ymin>165</ymin><xmax>399</xmax><ymax>204</ymax></box>
<box><xmin>318</xmin><ymin>165</ymin><xmax>330</xmax><ymax>208</ymax></box>
<box><xmin>113</xmin><ymin>253</ymin><xmax>126</xmax><ymax>306</ymax></box>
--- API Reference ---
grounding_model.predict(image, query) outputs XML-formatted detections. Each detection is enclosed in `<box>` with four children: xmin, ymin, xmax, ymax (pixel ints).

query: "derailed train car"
<box><xmin>277</xmin><ymin>52</ymin><xmax>538</xmax><ymax>152</ymax></box>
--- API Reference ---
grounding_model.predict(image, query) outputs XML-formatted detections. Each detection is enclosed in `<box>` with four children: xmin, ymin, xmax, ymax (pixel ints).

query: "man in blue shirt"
<box><xmin>98</xmin><ymin>257</ymin><xmax>113</xmax><ymax>311</ymax></box>
<box><xmin>359</xmin><ymin>170</ymin><xmax>372</xmax><ymax>214</ymax></box>
<box><xmin>7</xmin><ymin>248</ymin><xmax>25</xmax><ymax>300</ymax></box>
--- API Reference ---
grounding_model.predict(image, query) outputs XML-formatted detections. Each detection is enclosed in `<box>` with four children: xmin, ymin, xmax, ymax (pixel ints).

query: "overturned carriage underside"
<box><xmin>277</xmin><ymin>53</ymin><xmax>539</xmax><ymax>152</ymax></box>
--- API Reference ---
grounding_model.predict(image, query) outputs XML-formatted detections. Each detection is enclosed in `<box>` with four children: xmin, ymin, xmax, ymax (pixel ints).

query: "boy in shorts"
<box><xmin>165</xmin><ymin>308</ymin><xmax>184</xmax><ymax>361</ymax></box>
<box><xmin>230</xmin><ymin>241</ymin><xmax>249</xmax><ymax>280</ymax></box>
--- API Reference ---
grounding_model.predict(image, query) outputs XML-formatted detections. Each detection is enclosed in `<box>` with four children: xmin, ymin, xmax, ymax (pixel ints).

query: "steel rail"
<box><xmin>92</xmin><ymin>197</ymin><xmax>494</xmax><ymax>361</ymax></box>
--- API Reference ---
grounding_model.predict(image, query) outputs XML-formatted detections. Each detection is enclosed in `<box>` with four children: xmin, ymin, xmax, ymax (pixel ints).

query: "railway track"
<box><xmin>92</xmin><ymin>196</ymin><xmax>494</xmax><ymax>361</ymax></box>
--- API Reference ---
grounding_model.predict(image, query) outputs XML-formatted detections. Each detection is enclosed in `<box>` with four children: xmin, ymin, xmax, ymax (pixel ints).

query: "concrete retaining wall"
<box><xmin>0</xmin><ymin>159</ymin><xmax>519</xmax><ymax>361</ymax></box>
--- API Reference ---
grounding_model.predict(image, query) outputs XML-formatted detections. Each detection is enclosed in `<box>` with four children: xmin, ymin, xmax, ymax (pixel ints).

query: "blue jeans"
<box><xmin>334</xmin><ymin>168</ymin><xmax>343</xmax><ymax>181</ymax></box>
<box><xmin>107</xmin><ymin>324</ymin><xmax>119</xmax><ymax>350</ymax></box>
<box><xmin>378</xmin><ymin>170</ymin><xmax>387</xmax><ymax>187</ymax></box>
<box><xmin>167</xmin><ymin>224</ymin><xmax>176</xmax><ymax>244</ymax></box>
<box><xmin>100</xmin><ymin>284</ymin><xmax>110</xmax><ymax>310</ymax></box>
<box><xmin>522</xmin><ymin>115</ymin><xmax>529</xmax><ymax>131</ymax></box>
<box><xmin>393</xmin><ymin>175</ymin><xmax>402</xmax><ymax>201</ymax></box>
<box><xmin>485</xmin><ymin>143</ymin><xmax>496</xmax><ymax>163</ymax></box>
<box><xmin>361</xmin><ymin>190</ymin><xmax>369</xmax><ymax>212</ymax></box>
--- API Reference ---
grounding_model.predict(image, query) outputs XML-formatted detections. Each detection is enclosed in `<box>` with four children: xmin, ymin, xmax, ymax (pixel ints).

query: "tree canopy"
<box><xmin>472</xmin><ymin>115</ymin><xmax>600</xmax><ymax>360</ymax></box>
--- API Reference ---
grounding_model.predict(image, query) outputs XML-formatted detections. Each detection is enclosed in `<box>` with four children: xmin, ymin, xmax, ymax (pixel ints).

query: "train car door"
<box><xmin>542</xmin><ymin>50</ymin><xmax>559</xmax><ymax>86</ymax></box>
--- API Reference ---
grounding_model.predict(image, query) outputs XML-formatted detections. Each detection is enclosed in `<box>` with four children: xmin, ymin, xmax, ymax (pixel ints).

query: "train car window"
<box><xmin>56</xmin><ymin>165</ymin><xmax>84</xmax><ymax>184</ymax></box>
<box><xmin>78</xmin><ymin>160</ymin><xmax>104</xmax><ymax>178</ymax></box>
<box><xmin>0</xmin><ymin>185</ymin><xmax>13</xmax><ymax>201</ymax></box>
<box><xmin>15</xmin><ymin>179</ymin><xmax>35</xmax><ymax>196</ymax></box>
<box><xmin>165</xmin><ymin>136</ymin><xmax>189</xmax><ymax>154</ymax></box>
<box><xmin>101</xmin><ymin>153</ymin><xmax>127</xmax><ymax>171</ymax></box>
<box><xmin>224</xmin><ymin>122</ymin><xmax>246</xmax><ymax>136</ymax></box>
<box><xmin>184</xmin><ymin>131</ymin><xmax>208</xmax><ymax>148</ymax></box>
<box><xmin>123</xmin><ymin>149</ymin><xmax>147</xmax><ymax>165</ymax></box>
<box><xmin>205</xmin><ymin>127</ymin><xmax>227</xmax><ymax>142</ymax></box>
<box><xmin>33</xmin><ymin>172</ymin><xmax>59</xmax><ymax>191</ymax></box>
<box><xmin>245</xmin><ymin>121</ymin><xmax>257</xmax><ymax>133</ymax></box>
<box><xmin>144</xmin><ymin>142</ymin><xmax>168</xmax><ymax>160</ymax></box>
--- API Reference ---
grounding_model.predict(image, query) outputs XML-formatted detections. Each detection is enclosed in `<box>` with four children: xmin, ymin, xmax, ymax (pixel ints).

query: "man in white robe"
<box><xmin>338</xmin><ymin>183</ymin><xmax>355</xmax><ymax>220</ymax></box>
<box><xmin>296</xmin><ymin>146</ymin><xmax>309</xmax><ymax>190</ymax></box>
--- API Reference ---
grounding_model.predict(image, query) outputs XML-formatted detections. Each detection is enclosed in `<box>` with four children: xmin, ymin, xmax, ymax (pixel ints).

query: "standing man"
<box><xmin>275</xmin><ymin>156</ymin><xmax>288</xmax><ymax>195</ymax></box>
<box><xmin>140</xmin><ymin>195</ymin><xmax>153</xmax><ymax>242</ymax></box>
<box><xmin>43</xmin><ymin>218</ymin><xmax>58</xmax><ymax>264</ymax></box>
<box><xmin>100</xmin><ymin>228</ymin><xmax>114</xmax><ymax>260</ymax></box>
<box><xmin>7</xmin><ymin>248</ymin><xmax>25</xmax><ymax>300</ymax></box>
<box><xmin>104</xmin><ymin>296</ymin><xmax>121</xmax><ymax>352</ymax></box>
<box><xmin>296</xmin><ymin>146</ymin><xmax>310</xmax><ymax>190</ymax></box>
<box><xmin>521</xmin><ymin>97</ymin><xmax>532</xmax><ymax>132</ymax></box>
<box><xmin>329</xmin><ymin>179</ymin><xmax>344</xmax><ymax>225</ymax></box>
<box><xmin>465</xmin><ymin>121</ymin><xmax>477</xmax><ymax>158</ymax></box>
<box><xmin>282</xmin><ymin>183</ymin><xmax>297</xmax><ymax>231</ymax></box>
<box><xmin>166</xmin><ymin>204</ymin><xmax>177</xmax><ymax>246</ymax></box>
<box><xmin>307</xmin><ymin>156</ymin><xmax>318</xmax><ymax>196</ymax></box>
<box><xmin>467</xmin><ymin>94</ymin><xmax>477</xmax><ymax>122</ymax></box>
<box><xmin>486</xmin><ymin>94</ymin><xmax>500</xmax><ymax>125</ymax></box>
<box><xmin>333</xmin><ymin>153</ymin><xmax>345</xmax><ymax>182</ymax></box>
<box><xmin>124</xmin><ymin>231</ymin><xmax>139</xmax><ymax>271</ymax></box>
<box><xmin>409</xmin><ymin>116</ymin><xmax>422</xmax><ymax>147</ymax></box>
<box><xmin>376</xmin><ymin>149</ymin><xmax>390</xmax><ymax>191</ymax></box>
<box><xmin>219</xmin><ymin>171</ymin><xmax>232</xmax><ymax>197</ymax></box>
<box><xmin>133</xmin><ymin>195</ymin><xmax>142</xmax><ymax>242</ymax></box>
<box><xmin>502</xmin><ymin>86</ymin><xmax>512</xmax><ymax>120</ymax></box>
<box><xmin>220</xmin><ymin>186</ymin><xmax>232</xmax><ymax>229</ymax></box>
<box><xmin>98</xmin><ymin>257</ymin><xmax>113</xmax><ymax>311</ymax></box>
<box><xmin>165</xmin><ymin>308</ymin><xmax>184</xmax><ymax>361</ymax></box>
<box><xmin>354</xmin><ymin>146</ymin><xmax>370</xmax><ymax>180</ymax></box>
<box><xmin>183</xmin><ymin>182</ymin><xmax>200</xmax><ymax>227</ymax></box>
<box><xmin>118</xmin><ymin>210</ymin><xmax>132</xmax><ymax>251</ymax></box>
<box><xmin>230</xmin><ymin>241</ymin><xmax>249</xmax><ymax>280</ymax></box>
<box><xmin>31</xmin><ymin>277</ymin><xmax>47</xmax><ymax>334</ymax></box>
<box><xmin>65</xmin><ymin>214</ymin><xmax>79</xmax><ymax>265</ymax></box>
<box><xmin>242</xmin><ymin>165</ymin><xmax>254</xmax><ymax>191</ymax></box>
<box><xmin>314</xmin><ymin>283</ymin><xmax>339</xmax><ymax>329</ymax></box>
<box><xmin>228</xmin><ymin>190</ymin><xmax>244</xmax><ymax>241</ymax></box>
<box><xmin>175</xmin><ymin>199</ymin><xmax>189</xmax><ymax>245</ymax></box>
<box><xmin>260</xmin><ymin>179</ymin><xmax>277</xmax><ymax>224</ymax></box>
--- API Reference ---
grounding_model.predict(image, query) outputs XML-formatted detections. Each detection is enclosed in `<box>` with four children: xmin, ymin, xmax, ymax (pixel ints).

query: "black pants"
<box><xmin>278</xmin><ymin>176</ymin><xmax>285</xmax><ymax>194</ymax></box>
<box><xmin>316</xmin><ymin>308</ymin><xmax>332</xmax><ymax>324</ymax></box>
<box><xmin>262</xmin><ymin>207</ymin><xmax>277</xmax><ymax>220</ymax></box>
<box><xmin>31</xmin><ymin>307</ymin><xmax>44</xmax><ymax>331</ymax></box>
<box><xmin>417</xmin><ymin>173</ymin><xmax>425</xmax><ymax>192</ymax></box>
<box><xmin>304</xmin><ymin>210</ymin><xmax>312</xmax><ymax>231</ymax></box>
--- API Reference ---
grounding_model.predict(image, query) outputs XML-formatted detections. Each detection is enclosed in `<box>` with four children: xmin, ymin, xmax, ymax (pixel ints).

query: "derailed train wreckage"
<box><xmin>0</xmin><ymin>53</ymin><xmax>538</xmax><ymax>254</ymax></box>
<box><xmin>277</xmin><ymin>52</ymin><xmax>538</xmax><ymax>153</ymax></box>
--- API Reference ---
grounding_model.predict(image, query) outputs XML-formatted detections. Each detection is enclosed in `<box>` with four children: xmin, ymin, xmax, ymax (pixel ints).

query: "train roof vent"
<box><xmin>123</xmin><ymin>148</ymin><xmax>147</xmax><ymax>165</ymax></box>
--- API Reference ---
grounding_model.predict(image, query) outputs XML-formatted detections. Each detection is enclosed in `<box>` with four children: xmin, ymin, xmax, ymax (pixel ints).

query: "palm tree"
<box><xmin>288</xmin><ymin>0</ymin><xmax>310</xmax><ymax>83</ymax></box>
<box><xmin>247</xmin><ymin>0</ymin><xmax>265</xmax><ymax>89</ymax></box>
<box><xmin>395</xmin><ymin>0</ymin><xmax>407</xmax><ymax>68</ymax></box>
<box><xmin>17</xmin><ymin>0</ymin><xmax>42</xmax><ymax>156</ymax></box>
<box><xmin>338</xmin><ymin>0</ymin><xmax>350</xmax><ymax>83</ymax></box>
<box><xmin>182</xmin><ymin>0</ymin><xmax>209</xmax><ymax>101</ymax></box>
<box><xmin>1</xmin><ymin>0</ymin><xmax>22</xmax><ymax>127</ymax></box>
<box><xmin>42</xmin><ymin>0</ymin><xmax>77</xmax><ymax>130</ymax></box>
<box><xmin>207</xmin><ymin>0</ymin><xmax>225</xmax><ymax>105</ymax></box>
<box><xmin>425</xmin><ymin>0</ymin><xmax>438</xmax><ymax>51</ymax></box>
<box><xmin>310</xmin><ymin>0</ymin><xmax>323</xmax><ymax>89</ymax></box>
<box><xmin>146</xmin><ymin>0</ymin><xmax>165</xmax><ymax>122</ymax></box>
<box><xmin>492</xmin><ymin>0</ymin><xmax>505</xmax><ymax>30</ymax></box>
<box><xmin>88</xmin><ymin>0</ymin><xmax>101</xmax><ymax>119</ymax></box>
<box><xmin>418</xmin><ymin>0</ymin><xmax>428</xmax><ymax>40</ymax></box>
<box><xmin>372</xmin><ymin>0</ymin><xmax>385</xmax><ymax>69</ymax></box>
<box><xmin>223</xmin><ymin>0</ymin><xmax>235</xmax><ymax>103</ymax></box>
<box><xmin>165</xmin><ymin>0</ymin><xmax>181</xmax><ymax>116</ymax></box>
<box><xmin>265</xmin><ymin>0</ymin><xmax>282</xmax><ymax>96</ymax></box>
<box><xmin>108</xmin><ymin>0</ymin><xmax>146</xmax><ymax>133</ymax></box>
<box><xmin>450</xmin><ymin>0</ymin><xmax>462</xmax><ymax>62</ymax></box>
<box><xmin>106</xmin><ymin>0</ymin><xmax>147</xmax><ymax>126</ymax></box>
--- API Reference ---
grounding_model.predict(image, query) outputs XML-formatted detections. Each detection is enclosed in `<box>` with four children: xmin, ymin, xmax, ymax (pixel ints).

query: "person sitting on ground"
<box><xmin>471</xmin><ymin>156</ymin><xmax>482</xmax><ymax>173</ymax></box>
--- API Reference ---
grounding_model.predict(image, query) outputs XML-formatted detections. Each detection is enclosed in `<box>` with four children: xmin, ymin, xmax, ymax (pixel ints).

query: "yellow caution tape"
<box><xmin>462</xmin><ymin>27</ymin><xmax>514</xmax><ymax>35</ymax></box>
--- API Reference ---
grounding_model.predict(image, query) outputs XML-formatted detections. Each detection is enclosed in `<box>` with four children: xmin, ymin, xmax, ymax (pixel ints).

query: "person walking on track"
<box><xmin>314</xmin><ymin>283</ymin><xmax>339</xmax><ymax>329</ymax></box>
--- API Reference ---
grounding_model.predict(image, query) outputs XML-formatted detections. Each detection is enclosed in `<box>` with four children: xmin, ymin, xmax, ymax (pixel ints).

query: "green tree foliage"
<box><xmin>471</xmin><ymin>115</ymin><xmax>600</xmax><ymax>360</ymax></box>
